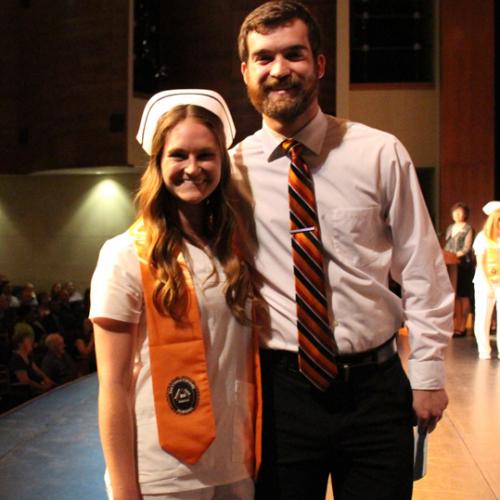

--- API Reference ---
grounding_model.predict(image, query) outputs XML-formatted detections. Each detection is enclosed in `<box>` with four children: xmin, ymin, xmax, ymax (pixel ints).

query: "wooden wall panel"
<box><xmin>0</xmin><ymin>1</ymin><xmax>129</xmax><ymax>173</ymax></box>
<box><xmin>0</xmin><ymin>1</ymin><xmax>334</xmax><ymax>173</ymax></box>
<box><xmin>439</xmin><ymin>0</ymin><xmax>495</xmax><ymax>233</ymax></box>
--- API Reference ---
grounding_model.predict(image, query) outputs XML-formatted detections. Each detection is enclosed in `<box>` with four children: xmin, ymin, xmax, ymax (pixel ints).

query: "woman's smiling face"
<box><xmin>161</xmin><ymin>117</ymin><xmax>222</xmax><ymax>206</ymax></box>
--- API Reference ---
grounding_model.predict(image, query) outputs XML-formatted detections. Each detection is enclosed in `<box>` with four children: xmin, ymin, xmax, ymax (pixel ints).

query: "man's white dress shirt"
<box><xmin>231</xmin><ymin>110</ymin><xmax>453</xmax><ymax>390</ymax></box>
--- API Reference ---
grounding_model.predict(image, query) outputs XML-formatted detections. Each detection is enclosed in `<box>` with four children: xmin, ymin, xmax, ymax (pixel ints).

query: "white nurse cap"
<box><xmin>136</xmin><ymin>89</ymin><xmax>236</xmax><ymax>155</ymax></box>
<box><xmin>483</xmin><ymin>201</ymin><xmax>500</xmax><ymax>215</ymax></box>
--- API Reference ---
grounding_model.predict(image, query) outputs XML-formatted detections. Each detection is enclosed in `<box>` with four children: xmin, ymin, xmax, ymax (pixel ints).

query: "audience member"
<box><xmin>8</xmin><ymin>331</ymin><xmax>54</xmax><ymax>393</ymax></box>
<box><xmin>41</xmin><ymin>333</ymin><xmax>77</xmax><ymax>385</ymax></box>
<box><xmin>37</xmin><ymin>292</ymin><xmax>51</xmax><ymax>318</ymax></box>
<box><xmin>0</xmin><ymin>293</ymin><xmax>14</xmax><ymax>364</ymax></box>
<box><xmin>444</xmin><ymin>202</ymin><xmax>475</xmax><ymax>337</ymax></box>
<box><xmin>14</xmin><ymin>304</ymin><xmax>47</xmax><ymax>343</ymax></box>
<box><xmin>19</xmin><ymin>282</ymin><xmax>38</xmax><ymax>307</ymax></box>
<box><xmin>0</xmin><ymin>293</ymin><xmax>9</xmax><ymax>330</ymax></box>
<box><xmin>40</xmin><ymin>296</ymin><xmax>66</xmax><ymax>335</ymax></box>
<box><xmin>56</xmin><ymin>289</ymin><xmax>81</xmax><ymax>356</ymax></box>
<box><xmin>0</xmin><ymin>276</ymin><xmax>95</xmax><ymax>412</ymax></box>
<box><xmin>13</xmin><ymin>305</ymin><xmax>36</xmax><ymax>341</ymax></box>
<box><xmin>51</xmin><ymin>281</ymin><xmax>63</xmax><ymax>300</ymax></box>
<box><xmin>1</xmin><ymin>280</ymin><xmax>20</xmax><ymax>308</ymax></box>
<box><xmin>83</xmin><ymin>288</ymin><xmax>91</xmax><ymax>316</ymax></box>
<box><xmin>0</xmin><ymin>274</ymin><xmax>9</xmax><ymax>292</ymax></box>
<box><xmin>74</xmin><ymin>318</ymin><xmax>95</xmax><ymax>375</ymax></box>
<box><xmin>63</xmin><ymin>281</ymin><xmax>83</xmax><ymax>304</ymax></box>
<box><xmin>0</xmin><ymin>293</ymin><xmax>16</xmax><ymax>335</ymax></box>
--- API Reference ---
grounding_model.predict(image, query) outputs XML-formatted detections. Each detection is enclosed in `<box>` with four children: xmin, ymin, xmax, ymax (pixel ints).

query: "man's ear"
<box><xmin>241</xmin><ymin>62</ymin><xmax>249</xmax><ymax>84</ymax></box>
<box><xmin>317</xmin><ymin>54</ymin><xmax>326</xmax><ymax>80</ymax></box>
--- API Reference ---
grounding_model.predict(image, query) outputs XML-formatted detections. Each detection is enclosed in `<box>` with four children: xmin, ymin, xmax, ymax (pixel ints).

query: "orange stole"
<box><xmin>129</xmin><ymin>220</ymin><xmax>261</xmax><ymax>474</ymax></box>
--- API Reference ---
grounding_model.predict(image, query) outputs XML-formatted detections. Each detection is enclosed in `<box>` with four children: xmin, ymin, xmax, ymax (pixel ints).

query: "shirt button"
<box><xmin>332</xmin><ymin>320</ymin><xmax>339</xmax><ymax>328</ymax></box>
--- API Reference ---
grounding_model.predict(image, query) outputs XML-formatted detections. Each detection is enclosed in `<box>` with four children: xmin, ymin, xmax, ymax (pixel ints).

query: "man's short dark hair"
<box><xmin>238</xmin><ymin>1</ymin><xmax>322</xmax><ymax>62</ymax></box>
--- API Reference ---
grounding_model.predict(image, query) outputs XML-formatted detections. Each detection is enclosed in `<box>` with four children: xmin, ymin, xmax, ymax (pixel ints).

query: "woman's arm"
<box><xmin>14</xmin><ymin>369</ymin><xmax>50</xmax><ymax>392</ymax></box>
<box><xmin>75</xmin><ymin>337</ymin><xmax>94</xmax><ymax>357</ymax></box>
<box><xmin>458</xmin><ymin>226</ymin><xmax>473</xmax><ymax>256</ymax></box>
<box><xmin>31</xmin><ymin>361</ymin><xmax>55</xmax><ymax>388</ymax></box>
<box><xmin>94</xmin><ymin>317</ymin><xmax>141</xmax><ymax>500</ymax></box>
<box><xmin>443</xmin><ymin>225</ymin><xmax>451</xmax><ymax>250</ymax></box>
<box><xmin>76</xmin><ymin>319</ymin><xmax>95</xmax><ymax>357</ymax></box>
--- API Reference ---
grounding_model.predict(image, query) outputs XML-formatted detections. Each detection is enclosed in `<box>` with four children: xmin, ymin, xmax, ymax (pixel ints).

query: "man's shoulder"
<box><xmin>325</xmin><ymin>114</ymin><xmax>399</xmax><ymax>145</ymax></box>
<box><xmin>327</xmin><ymin>116</ymin><xmax>412</xmax><ymax>167</ymax></box>
<box><xmin>42</xmin><ymin>352</ymin><xmax>57</xmax><ymax>365</ymax></box>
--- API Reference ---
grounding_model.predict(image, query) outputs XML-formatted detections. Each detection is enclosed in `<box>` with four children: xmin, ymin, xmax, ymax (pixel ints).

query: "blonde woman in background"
<box><xmin>472</xmin><ymin>201</ymin><xmax>500</xmax><ymax>359</ymax></box>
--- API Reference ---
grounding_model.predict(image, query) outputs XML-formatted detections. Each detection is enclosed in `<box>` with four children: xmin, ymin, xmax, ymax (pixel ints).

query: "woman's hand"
<box><xmin>41</xmin><ymin>378</ymin><xmax>55</xmax><ymax>390</ymax></box>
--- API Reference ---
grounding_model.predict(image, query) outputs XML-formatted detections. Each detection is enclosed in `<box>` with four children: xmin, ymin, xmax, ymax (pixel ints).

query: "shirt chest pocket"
<box><xmin>323</xmin><ymin>207</ymin><xmax>389</xmax><ymax>269</ymax></box>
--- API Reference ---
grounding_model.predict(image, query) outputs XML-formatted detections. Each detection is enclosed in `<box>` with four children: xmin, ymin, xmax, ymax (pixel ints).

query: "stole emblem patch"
<box><xmin>167</xmin><ymin>377</ymin><xmax>199</xmax><ymax>414</ymax></box>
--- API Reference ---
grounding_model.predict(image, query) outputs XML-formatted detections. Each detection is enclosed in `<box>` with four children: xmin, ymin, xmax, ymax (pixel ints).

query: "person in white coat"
<box><xmin>91</xmin><ymin>90</ymin><xmax>260</xmax><ymax>500</ymax></box>
<box><xmin>472</xmin><ymin>201</ymin><xmax>500</xmax><ymax>359</ymax></box>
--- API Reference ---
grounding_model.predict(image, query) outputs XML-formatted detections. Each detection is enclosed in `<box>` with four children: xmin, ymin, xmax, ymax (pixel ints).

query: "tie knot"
<box><xmin>281</xmin><ymin>139</ymin><xmax>303</xmax><ymax>159</ymax></box>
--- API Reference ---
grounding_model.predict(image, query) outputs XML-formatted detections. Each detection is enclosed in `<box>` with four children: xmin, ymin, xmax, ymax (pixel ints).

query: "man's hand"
<box><xmin>412</xmin><ymin>389</ymin><xmax>448</xmax><ymax>433</ymax></box>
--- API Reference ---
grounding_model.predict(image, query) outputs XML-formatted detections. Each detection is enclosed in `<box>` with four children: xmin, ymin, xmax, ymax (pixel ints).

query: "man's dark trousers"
<box><xmin>255</xmin><ymin>349</ymin><xmax>415</xmax><ymax>500</ymax></box>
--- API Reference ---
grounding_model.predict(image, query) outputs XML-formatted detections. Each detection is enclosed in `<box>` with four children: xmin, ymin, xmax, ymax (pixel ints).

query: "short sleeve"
<box><xmin>473</xmin><ymin>231</ymin><xmax>486</xmax><ymax>257</ymax></box>
<box><xmin>89</xmin><ymin>233</ymin><xmax>143</xmax><ymax>324</ymax></box>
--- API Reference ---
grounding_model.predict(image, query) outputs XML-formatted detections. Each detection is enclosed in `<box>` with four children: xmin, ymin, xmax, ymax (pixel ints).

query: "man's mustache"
<box><xmin>262</xmin><ymin>76</ymin><xmax>301</xmax><ymax>92</ymax></box>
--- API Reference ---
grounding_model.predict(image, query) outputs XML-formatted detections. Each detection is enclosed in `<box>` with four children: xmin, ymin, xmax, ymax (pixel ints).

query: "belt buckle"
<box><xmin>340</xmin><ymin>363</ymin><xmax>350</xmax><ymax>382</ymax></box>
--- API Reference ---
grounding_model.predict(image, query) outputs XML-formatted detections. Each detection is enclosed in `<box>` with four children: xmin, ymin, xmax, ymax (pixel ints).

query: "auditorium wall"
<box><xmin>347</xmin><ymin>89</ymin><xmax>438</xmax><ymax>169</ymax></box>
<box><xmin>336</xmin><ymin>0</ymin><xmax>439</xmax><ymax>223</ymax></box>
<box><xmin>0</xmin><ymin>172</ymin><xmax>141</xmax><ymax>293</ymax></box>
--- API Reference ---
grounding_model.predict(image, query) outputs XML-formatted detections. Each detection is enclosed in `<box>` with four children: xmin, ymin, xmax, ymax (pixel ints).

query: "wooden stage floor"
<box><xmin>328</xmin><ymin>333</ymin><xmax>500</xmax><ymax>500</ymax></box>
<box><xmin>0</xmin><ymin>334</ymin><xmax>499</xmax><ymax>499</ymax></box>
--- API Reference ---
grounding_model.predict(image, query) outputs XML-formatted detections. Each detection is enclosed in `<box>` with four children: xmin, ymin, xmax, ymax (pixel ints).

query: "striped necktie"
<box><xmin>282</xmin><ymin>138</ymin><xmax>338</xmax><ymax>390</ymax></box>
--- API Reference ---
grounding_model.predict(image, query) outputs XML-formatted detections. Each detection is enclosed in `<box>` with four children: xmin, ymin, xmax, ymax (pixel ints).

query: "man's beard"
<box><xmin>246</xmin><ymin>71</ymin><xmax>319</xmax><ymax>122</ymax></box>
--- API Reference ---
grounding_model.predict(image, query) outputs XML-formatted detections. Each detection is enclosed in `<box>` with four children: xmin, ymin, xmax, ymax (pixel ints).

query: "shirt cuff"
<box><xmin>407</xmin><ymin>359</ymin><xmax>445</xmax><ymax>390</ymax></box>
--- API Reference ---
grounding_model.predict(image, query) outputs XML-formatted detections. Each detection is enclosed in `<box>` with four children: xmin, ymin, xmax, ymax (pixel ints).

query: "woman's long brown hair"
<box><xmin>136</xmin><ymin>104</ymin><xmax>252</xmax><ymax>323</ymax></box>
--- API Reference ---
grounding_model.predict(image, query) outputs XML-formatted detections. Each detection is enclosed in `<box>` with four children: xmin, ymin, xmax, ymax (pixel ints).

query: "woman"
<box><xmin>444</xmin><ymin>202</ymin><xmax>474</xmax><ymax>336</ymax></box>
<box><xmin>90</xmin><ymin>90</ymin><xmax>260</xmax><ymax>500</ymax></box>
<box><xmin>9</xmin><ymin>330</ymin><xmax>54</xmax><ymax>394</ymax></box>
<box><xmin>51</xmin><ymin>281</ymin><xmax>63</xmax><ymax>300</ymax></box>
<box><xmin>472</xmin><ymin>201</ymin><xmax>500</xmax><ymax>359</ymax></box>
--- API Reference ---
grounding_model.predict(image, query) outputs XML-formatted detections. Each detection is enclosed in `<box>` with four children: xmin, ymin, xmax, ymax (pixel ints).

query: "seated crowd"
<box><xmin>0</xmin><ymin>275</ymin><xmax>94</xmax><ymax>412</ymax></box>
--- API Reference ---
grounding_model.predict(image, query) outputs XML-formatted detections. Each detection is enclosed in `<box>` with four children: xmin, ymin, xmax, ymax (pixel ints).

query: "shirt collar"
<box><xmin>261</xmin><ymin>109</ymin><xmax>328</xmax><ymax>162</ymax></box>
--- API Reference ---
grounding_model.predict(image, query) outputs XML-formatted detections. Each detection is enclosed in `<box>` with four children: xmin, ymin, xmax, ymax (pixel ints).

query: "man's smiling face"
<box><xmin>241</xmin><ymin>18</ymin><xmax>325</xmax><ymax>124</ymax></box>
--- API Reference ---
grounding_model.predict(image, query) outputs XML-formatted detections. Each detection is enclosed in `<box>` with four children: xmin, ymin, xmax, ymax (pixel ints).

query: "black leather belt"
<box><xmin>261</xmin><ymin>335</ymin><xmax>398</xmax><ymax>383</ymax></box>
<box><xmin>334</xmin><ymin>335</ymin><xmax>398</xmax><ymax>382</ymax></box>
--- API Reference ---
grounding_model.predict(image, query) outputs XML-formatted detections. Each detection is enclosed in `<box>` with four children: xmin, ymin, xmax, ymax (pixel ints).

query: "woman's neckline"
<box><xmin>184</xmin><ymin>238</ymin><xmax>212</xmax><ymax>256</ymax></box>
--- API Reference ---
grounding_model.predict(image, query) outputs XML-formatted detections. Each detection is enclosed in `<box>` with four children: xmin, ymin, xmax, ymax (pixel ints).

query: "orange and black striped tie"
<box><xmin>282</xmin><ymin>138</ymin><xmax>338</xmax><ymax>390</ymax></box>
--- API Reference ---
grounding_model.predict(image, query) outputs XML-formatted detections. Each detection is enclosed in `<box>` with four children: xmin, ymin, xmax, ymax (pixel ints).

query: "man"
<box><xmin>42</xmin><ymin>333</ymin><xmax>77</xmax><ymax>386</ymax></box>
<box><xmin>231</xmin><ymin>2</ymin><xmax>453</xmax><ymax>499</ymax></box>
<box><xmin>19</xmin><ymin>282</ymin><xmax>38</xmax><ymax>307</ymax></box>
<box><xmin>9</xmin><ymin>331</ymin><xmax>54</xmax><ymax>394</ymax></box>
